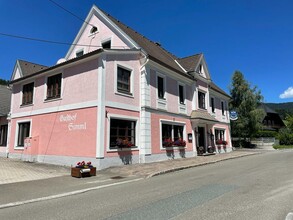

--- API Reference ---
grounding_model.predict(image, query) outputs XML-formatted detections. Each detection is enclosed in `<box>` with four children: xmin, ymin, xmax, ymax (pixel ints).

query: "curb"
<box><xmin>147</xmin><ymin>152</ymin><xmax>260</xmax><ymax>178</ymax></box>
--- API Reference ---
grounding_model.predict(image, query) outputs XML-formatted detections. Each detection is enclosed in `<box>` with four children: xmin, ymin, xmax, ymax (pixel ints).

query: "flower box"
<box><xmin>71</xmin><ymin>167</ymin><xmax>96</xmax><ymax>178</ymax></box>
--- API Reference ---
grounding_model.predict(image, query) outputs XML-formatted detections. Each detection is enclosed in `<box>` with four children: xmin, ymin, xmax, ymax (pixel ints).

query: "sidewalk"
<box><xmin>0</xmin><ymin>150</ymin><xmax>260</xmax><ymax>208</ymax></box>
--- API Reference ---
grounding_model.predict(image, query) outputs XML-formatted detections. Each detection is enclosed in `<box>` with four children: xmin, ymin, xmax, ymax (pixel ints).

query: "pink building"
<box><xmin>6</xmin><ymin>5</ymin><xmax>232</xmax><ymax>169</ymax></box>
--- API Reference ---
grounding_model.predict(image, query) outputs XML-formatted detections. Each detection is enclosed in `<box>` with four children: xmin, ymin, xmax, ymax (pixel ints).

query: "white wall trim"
<box><xmin>10</xmin><ymin>100</ymin><xmax>98</xmax><ymax>119</ymax></box>
<box><xmin>106</xmin><ymin>113</ymin><xmax>140</xmax><ymax>152</ymax></box>
<box><xmin>105</xmin><ymin>101</ymin><xmax>139</xmax><ymax>112</ymax></box>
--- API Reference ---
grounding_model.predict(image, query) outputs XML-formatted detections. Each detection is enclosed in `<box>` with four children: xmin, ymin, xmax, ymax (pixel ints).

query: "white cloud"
<box><xmin>280</xmin><ymin>87</ymin><xmax>293</xmax><ymax>99</ymax></box>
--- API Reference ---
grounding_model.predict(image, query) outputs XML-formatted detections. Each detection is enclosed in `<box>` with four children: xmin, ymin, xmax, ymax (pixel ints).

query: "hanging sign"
<box><xmin>230</xmin><ymin>111</ymin><xmax>238</xmax><ymax>121</ymax></box>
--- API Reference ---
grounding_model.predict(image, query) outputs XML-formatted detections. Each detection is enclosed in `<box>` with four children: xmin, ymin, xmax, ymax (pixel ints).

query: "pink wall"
<box><xmin>67</xmin><ymin>14</ymin><xmax>130</xmax><ymax>59</ymax></box>
<box><xmin>9</xmin><ymin>107</ymin><xmax>97</xmax><ymax>157</ymax></box>
<box><xmin>105</xmin><ymin>54</ymin><xmax>140</xmax><ymax>107</ymax></box>
<box><xmin>151</xmin><ymin>113</ymin><xmax>193</xmax><ymax>154</ymax></box>
<box><xmin>104</xmin><ymin>107</ymin><xmax>140</xmax><ymax>157</ymax></box>
<box><xmin>11</xmin><ymin>59</ymin><xmax>99</xmax><ymax>114</ymax></box>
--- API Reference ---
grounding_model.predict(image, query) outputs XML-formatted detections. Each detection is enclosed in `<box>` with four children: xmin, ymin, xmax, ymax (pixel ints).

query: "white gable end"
<box><xmin>195</xmin><ymin>56</ymin><xmax>211</xmax><ymax>80</ymax></box>
<box><xmin>10</xmin><ymin>63</ymin><xmax>23</xmax><ymax>81</ymax></box>
<box><xmin>65</xmin><ymin>6</ymin><xmax>138</xmax><ymax>60</ymax></box>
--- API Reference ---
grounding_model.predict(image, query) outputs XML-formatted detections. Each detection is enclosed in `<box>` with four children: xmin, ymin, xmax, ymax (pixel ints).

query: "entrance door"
<box><xmin>198</xmin><ymin>127</ymin><xmax>205</xmax><ymax>152</ymax></box>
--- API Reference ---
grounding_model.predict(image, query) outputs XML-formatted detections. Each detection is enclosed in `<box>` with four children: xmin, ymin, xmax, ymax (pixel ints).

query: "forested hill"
<box><xmin>266</xmin><ymin>102</ymin><xmax>293</xmax><ymax>119</ymax></box>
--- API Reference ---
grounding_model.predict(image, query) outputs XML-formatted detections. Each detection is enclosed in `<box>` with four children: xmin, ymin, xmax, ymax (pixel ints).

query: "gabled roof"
<box><xmin>18</xmin><ymin>60</ymin><xmax>48</xmax><ymax>77</ymax></box>
<box><xmin>209</xmin><ymin>82</ymin><xmax>231</xmax><ymax>98</ymax></box>
<box><xmin>177</xmin><ymin>54</ymin><xmax>202</xmax><ymax>72</ymax></box>
<box><xmin>0</xmin><ymin>85</ymin><xmax>11</xmax><ymax>116</ymax></box>
<box><xmin>101</xmin><ymin>9</ymin><xmax>189</xmax><ymax>75</ymax></box>
<box><xmin>259</xmin><ymin>103</ymin><xmax>277</xmax><ymax>114</ymax></box>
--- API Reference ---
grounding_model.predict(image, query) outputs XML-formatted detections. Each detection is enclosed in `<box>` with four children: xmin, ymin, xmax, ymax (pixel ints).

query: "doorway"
<box><xmin>198</xmin><ymin>126</ymin><xmax>205</xmax><ymax>153</ymax></box>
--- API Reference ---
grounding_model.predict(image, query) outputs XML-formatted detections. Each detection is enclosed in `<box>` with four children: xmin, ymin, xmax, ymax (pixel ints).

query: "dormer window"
<box><xmin>90</xmin><ymin>26</ymin><xmax>98</xmax><ymax>34</ymax></box>
<box><xmin>102</xmin><ymin>40</ymin><xmax>111</xmax><ymax>49</ymax></box>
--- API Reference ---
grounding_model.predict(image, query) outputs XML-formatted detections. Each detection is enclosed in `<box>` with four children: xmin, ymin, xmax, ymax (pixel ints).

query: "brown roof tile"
<box><xmin>18</xmin><ymin>60</ymin><xmax>48</xmax><ymax>77</ymax></box>
<box><xmin>0</xmin><ymin>85</ymin><xmax>11</xmax><ymax>116</ymax></box>
<box><xmin>178</xmin><ymin>54</ymin><xmax>202</xmax><ymax>72</ymax></box>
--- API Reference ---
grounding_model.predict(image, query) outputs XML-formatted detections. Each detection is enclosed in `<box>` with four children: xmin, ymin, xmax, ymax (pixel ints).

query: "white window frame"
<box><xmin>14</xmin><ymin>119</ymin><xmax>32</xmax><ymax>149</ymax></box>
<box><xmin>159</xmin><ymin>119</ymin><xmax>186</xmax><ymax>150</ymax></box>
<box><xmin>101</xmin><ymin>37</ymin><xmax>112</xmax><ymax>49</ymax></box>
<box><xmin>221</xmin><ymin>100</ymin><xmax>226</xmax><ymax>116</ymax></box>
<box><xmin>44</xmin><ymin>72</ymin><xmax>63</xmax><ymax>102</ymax></box>
<box><xmin>178</xmin><ymin>82</ymin><xmax>186</xmax><ymax>105</ymax></box>
<box><xmin>214</xmin><ymin>128</ymin><xmax>226</xmax><ymax>141</ymax></box>
<box><xmin>114</xmin><ymin>62</ymin><xmax>134</xmax><ymax>97</ymax></box>
<box><xmin>156</xmin><ymin>72</ymin><xmax>167</xmax><ymax>100</ymax></box>
<box><xmin>89</xmin><ymin>26</ymin><xmax>99</xmax><ymax>36</ymax></box>
<box><xmin>106</xmin><ymin>114</ymin><xmax>140</xmax><ymax>152</ymax></box>
<box><xmin>198</xmin><ymin>90</ymin><xmax>206</xmax><ymax>110</ymax></box>
<box><xmin>75</xmin><ymin>48</ymin><xmax>84</xmax><ymax>58</ymax></box>
<box><xmin>210</xmin><ymin>96</ymin><xmax>215</xmax><ymax>114</ymax></box>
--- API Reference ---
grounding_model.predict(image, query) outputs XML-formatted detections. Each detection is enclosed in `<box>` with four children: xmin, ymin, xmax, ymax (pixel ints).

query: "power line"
<box><xmin>0</xmin><ymin>32</ymin><xmax>100</xmax><ymax>47</ymax></box>
<box><xmin>48</xmin><ymin>0</ymin><xmax>95</xmax><ymax>28</ymax></box>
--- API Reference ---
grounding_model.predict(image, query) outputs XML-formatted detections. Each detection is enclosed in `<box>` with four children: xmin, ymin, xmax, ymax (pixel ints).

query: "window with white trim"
<box><xmin>17</xmin><ymin>122</ymin><xmax>30</xmax><ymax>147</ymax></box>
<box><xmin>198</xmin><ymin>91</ymin><xmax>206</xmax><ymax>109</ymax></box>
<box><xmin>117</xmin><ymin>66</ymin><xmax>131</xmax><ymax>94</ymax></box>
<box><xmin>76</xmin><ymin>49</ymin><xmax>84</xmax><ymax>57</ymax></box>
<box><xmin>22</xmin><ymin>82</ymin><xmax>34</xmax><ymax>105</ymax></box>
<box><xmin>211</xmin><ymin>97</ymin><xmax>215</xmax><ymax>113</ymax></box>
<box><xmin>215</xmin><ymin>129</ymin><xmax>225</xmax><ymax>141</ymax></box>
<box><xmin>161</xmin><ymin>123</ymin><xmax>185</xmax><ymax>147</ymax></box>
<box><xmin>0</xmin><ymin>124</ymin><xmax>8</xmax><ymax>146</ymax></box>
<box><xmin>178</xmin><ymin>84</ymin><xmax>185</xmax><ymax>104</ymax></box>
<box><xmin>102</xmin><ymin>40</ymin><xmax>111</xmax><ymax>49</ymax></box>
<box><xmin>46</xmin><ymin>73</ymin><xmax>62</xmax><ymax>100</ymax></box>
<box><xmin>109</xmin><ymin>119</ymin><xmax>136</xmax><ymax>149</ymax></box>
<box><xmin>221</xmin><ymin>101</ymin><xmax>225</xmax><ymax>115</ymax></box>
<box><xmin>157</xmin><ymin>76</ymin><xmax>165</xmax><ymax>99</ymax></box>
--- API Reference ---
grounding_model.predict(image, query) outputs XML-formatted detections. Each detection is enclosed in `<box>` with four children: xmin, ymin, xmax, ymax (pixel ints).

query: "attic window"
<box><xmin>90</xmin><ymin>26</ymin><xmax>98</xmax><ymax>34</ymax></box>
<box><xmin>198</xmin><ymin>64</ymin><xmax>203</xmax><ymax>74</ymax></box>
<box><xmin>102</xmin><ymin>41</ymin><xmax>111</xmax><ymax>49</ymax></box>
<box><xmin>76</xmin><ymin>49</ymin><xmax>84</xmax><ymax>58</ymax></box>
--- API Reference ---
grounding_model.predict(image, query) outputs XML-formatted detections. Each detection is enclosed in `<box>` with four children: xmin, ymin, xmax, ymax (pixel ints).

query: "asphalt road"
<box><xmin>1</xmin><ymin>150</ymin><xmax>293</xmax><ymax>220</ymax></box>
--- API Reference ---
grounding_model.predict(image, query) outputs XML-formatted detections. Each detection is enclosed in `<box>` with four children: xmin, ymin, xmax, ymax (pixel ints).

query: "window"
<box><xmin>0</xmin><ymin>125</ymin><xmax>8</xmax><ymax>146</ymax></box>
<box><xmin>46</xmin><ymin>73</ymin><xmax>62</xmax><ymax>100</ymax></box>
<box><xmin>179</xmin><ymin>85</ymin><xmax>185</xmax><ymax>104</ymax></box>
<box><xmin>157</xmin><ymin>76</ymin><xmax>165</xmax><ymax>99</ymax></box>
<box><xmin>161</xmin><ymin>123</ymin><xmax>184</xmax><ymax>147</ymax></box>
<box><xmin>17</xmin><ymin>122</ymin><xmax>30</xmax><ymax>147</ymax></box>
<box><xmin>198</xmin><ymin>91</ymin><xmax>206</xmax><ymax>109</ymax></box>
<box><xmin>221</xmin><ymin>101</ymin><xmax>225</xmax><ymax>115</ymax></box>
<box><xmin>102</xmin><ymin>41</ymin><xmax>111</xmax><ymax>49</ymax></box>
<box><xmin>117</xmin><ymin>67</ymin><xmax>131</xmax><ymax>94</ymax></box>
<box><xmin>90</xmin><ymin>26</ymin><xmax>98</xmax><ymax>34</ymax></box>
<box><xmin>76</xmin><ymin>49</ymin><xmax>84</xmax><ymax>57</ymax></box>
<box><xmin>198</xmin><ymin>64</ymin><xmax>203</xmax><ymax>74</ymax></box>
<box><xmin>22</xmin><ymin>82</ymin><xmax>34</xmax><ymax>105</ymax></box>
<box><xmin>109</xmin><ymin>119</ymin><xmax>136</xmax><ymax>149</ymax></box>
<box><xmin>215</xmin><ymin>129</ymin><xmax>225</xmax><ymax>141</ymax></box>
<box><xmin>211</xmin><ymin>97</ymin><xmax>215</xmax><ymax>113</ymax></box>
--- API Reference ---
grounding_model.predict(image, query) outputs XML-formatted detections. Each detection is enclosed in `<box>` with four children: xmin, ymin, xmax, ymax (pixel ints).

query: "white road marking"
<box><xmin>0</xmin><ymin>178</ymin><xmax>143</xmax><ymax>209</ymax></box>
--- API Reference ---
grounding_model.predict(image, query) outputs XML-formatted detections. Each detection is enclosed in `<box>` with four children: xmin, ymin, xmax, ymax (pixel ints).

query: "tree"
<box><xmin>229</xmin><ymin>71</ymin><xmax>265</xmax><ymax>140</ymax></box>
<box><xmin>0</xmin><ymin>78</ymin><xmax>9</xmax><ymax>85</ymax></box>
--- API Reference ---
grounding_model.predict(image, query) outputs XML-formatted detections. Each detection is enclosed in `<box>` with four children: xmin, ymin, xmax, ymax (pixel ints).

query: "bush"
<box><xmin>278</xmin><ymin>128</ymin><xmax>293</xmax><ymax>145</ymax></box>
<box><xmin>253</xmin><ymin>130</ymin><xmax>278</xmax><ymax>138</ymax></box>
<box><xmin>232</xmin><ymin>139</ymin><xmax>252</xmax><ymax>148</ymax></box>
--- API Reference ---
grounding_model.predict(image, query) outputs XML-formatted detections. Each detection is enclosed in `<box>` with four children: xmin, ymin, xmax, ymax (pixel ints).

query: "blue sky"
<box><xmin>0</xmin><ymin>0</ymin><xmax>292</xmax><ymax>103</ymax></box>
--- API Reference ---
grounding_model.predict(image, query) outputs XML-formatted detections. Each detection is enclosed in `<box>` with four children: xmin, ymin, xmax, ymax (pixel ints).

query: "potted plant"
<box><xmin>71</xmin><ymin>161</ymin><xmax>96</xmax><ymax>178</ymax></box>
<box><xmin>173</xmin><ymin>138</ymin><xmax>186</xmax><ymax>147</ymax></box>
<box><xmin>162</xmin><ymin>138</ymin><xmax>173</xmax><ymax>147</ymax></box>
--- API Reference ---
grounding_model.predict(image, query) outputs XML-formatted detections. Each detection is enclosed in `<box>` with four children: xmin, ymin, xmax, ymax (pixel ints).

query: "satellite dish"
<box><xmin>57</xmin><ymin>58</ymin><xmax>66</xmax><ymax>64</ymax></box>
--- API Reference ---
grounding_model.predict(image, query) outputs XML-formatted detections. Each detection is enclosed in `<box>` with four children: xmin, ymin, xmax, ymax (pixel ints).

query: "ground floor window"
<box><xmin>17</xmin><ymin>122</ymin><xmax>31</xmax><ymax>147</ymax></box>
<box><xmin>161</xmin><ymin>122</ymin><xmax>185</xmax><ymax>147</ymax></box>
<box><xmin>0</xmin><ymin>124</ymin><xmax>8</xmax><ymax>146</ymax></box>
<box><xmin>110</xmin><ymin>119</ymin><xmax>136</xmax><ymax>149</ymax></box>
<box><xmin>215</xmin><ymin>129</ymin><xmax>226</xmax><ymax>144</ymax></box>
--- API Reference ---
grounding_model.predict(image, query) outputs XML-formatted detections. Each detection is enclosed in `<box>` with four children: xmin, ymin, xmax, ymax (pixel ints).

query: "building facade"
<box><xmin>6</xmin><ymin>5</ymin><xmax>232</xmax><ymax>169</ymax></box>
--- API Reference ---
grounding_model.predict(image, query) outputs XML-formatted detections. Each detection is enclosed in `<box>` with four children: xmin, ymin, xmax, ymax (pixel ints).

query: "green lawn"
<box><xmin>273</xmin><ymin>145</ymin><xmax>293</xmax><ymax>150</ymax></box>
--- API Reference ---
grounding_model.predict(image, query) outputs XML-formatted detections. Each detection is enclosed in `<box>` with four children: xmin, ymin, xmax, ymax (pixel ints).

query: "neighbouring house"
<box><xmin>7</xmin><ymin>5</ymin><xmax>232</xmax><ymax>169</ymax></box>
<box><xmin>0</xmin><ymin>85</ymin><xmax>11</xmax><ymax>157</ymax></box>
<box><xmin>259</xmin><ymin>103</ymin><xmax>285</xmax><ymax>132</ymax></box>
